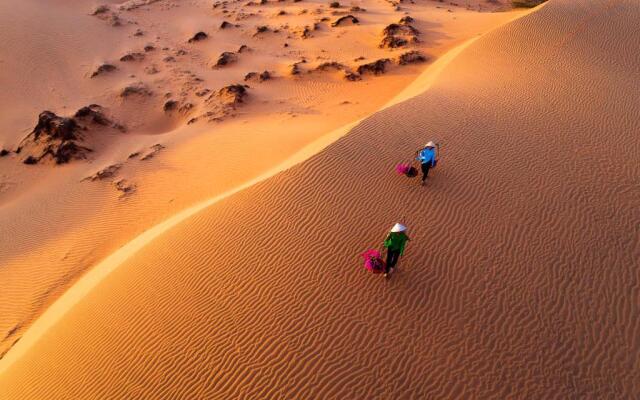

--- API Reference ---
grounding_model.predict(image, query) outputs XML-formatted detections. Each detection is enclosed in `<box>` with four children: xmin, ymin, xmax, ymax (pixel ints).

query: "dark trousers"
<box><xmin>386</xmin><ymin>249</ymin><xmax>401</xmax><ymax>273</ymax></box>
<box><xmin>421</xmin><ymin>163</ymin><xmax>432</xmax><ymax>182</ymax></box>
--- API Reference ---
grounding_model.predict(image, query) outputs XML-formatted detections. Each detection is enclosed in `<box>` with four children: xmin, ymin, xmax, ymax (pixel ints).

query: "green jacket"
<box><xmin>383</xmin><ymin>232</ymin><xmax>410</xmax><ymax>255</ymax></box>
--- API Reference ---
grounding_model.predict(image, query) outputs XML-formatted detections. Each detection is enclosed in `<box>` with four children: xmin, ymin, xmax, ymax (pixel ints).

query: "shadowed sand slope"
<box><xmin>2</xmin><ymin>0</ymin><xmax>639</xmax><ymax>398</ymax></box>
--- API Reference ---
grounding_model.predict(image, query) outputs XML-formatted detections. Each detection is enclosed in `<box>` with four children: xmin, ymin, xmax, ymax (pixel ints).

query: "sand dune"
<box><xmin>2</xmin><ymin>0</ymin><xmax>639</xmax><ymax>398</ymax></box>
<box><xmin>0</xmin><ymin>0</ymin><xmax>520</xmax><ymax>359</ymax></box>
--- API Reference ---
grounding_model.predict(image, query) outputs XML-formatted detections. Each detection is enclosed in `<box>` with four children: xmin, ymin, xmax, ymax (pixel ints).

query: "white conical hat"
<box><xmin>425</xmin><ymin>141</ymin><xmax>436</xmax><ymax>148</ymax></box>
<box><xmin>390</xmin><ymin>223</ymin><xmax>407</xmax><ymax>232</ymax></box>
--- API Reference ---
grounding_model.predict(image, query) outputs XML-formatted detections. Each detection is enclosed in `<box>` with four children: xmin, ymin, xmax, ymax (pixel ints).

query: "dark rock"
<box><xmin>220</xmin><ymin>21</ymin><xmax>234</xmax><ymax>29</ymax></box>
<box><xmin>290</xmin><ymin>60</ymin><xmax>306</xmax><ymax>75</ymax></box>
<box><xmin>144</xmin><ymin>44</ymin><xmax>156</xmax><ymax>52</ymax></box>
<box><xmin>114</xmin><ymin>179</ymin><xmax>136</xmax><ymax>197</ymax></box>
<box><xmin>87</xmin><ymin>164</ymin><xmax>122</xmax><ymax>181</ymax></box>
<box><xmin>238</xmin><ymin>44</ymin><xmax>250</xmax><ymax>53</ymax></box>
<box><xmin>214</xmin><ymin>52</ymin><xmax>238</xmax><ymax>67</ymax></box>
<box><xmin>397</xmin><ymin>50</ymin><xmax>427</xmax><ymax>65</ymax></box>
<box><xmin>18</xmin><ymin>105</ymin><xmax>124</xmax><ymax>165</ymax></box>
<box><xmin>380</xmin><ymin>36</ymin><xmax>408</xmax><ymax>48</ymax></box>
<box><xmin>0</xmin><ymin>149</ymin><xmax>10</xmax><ymax>157</ymax></box>
<box><xmin>188</xmin><ymin>31</ymin><xmax>208</xmax><ymax>43</ymax></box>
<box><xmin>23</xmin><ymin>156</ymin><xmax>38</xmax><ymax>165</ymax></box>
<box><xmin>134</xmin><ymin>29</ymin><xmax>144</xmax><ymax>36</ymax></box>
<box><xmin>141</xmin><ymin>144</ymin><xmax>165</xmax><ymax>161</ymax></box>
<box><xmin>383</xmin><ymin>22</ymin><xmax>419</xmax><ymax>37</ymax></box>
<box><xmin>120</xmin><ymin>82</ymin><xmax>152</xmax><ymax>97</ymax></box>
<box><xmin>329</xmin><ymin>1</ymin><xmax>340</xmax><ymax>8</ymax></box>
<box><xmin>259</xmin><ymin>71</ymin><xmax>271</xmax><ymax>81</ymax></box>
<box><xmin>300</xmin><ymin>26</ymin><xmax>313</xmax><ymax>39</ymax></box>
<box><xmin>215</xmin><ymin>84</ymin><xmax>248</xmax><ymax>105</ymax></box>
<box><xmin>30</xmin><ymin>111</ymin><xmax>79</xmax><ymax>142</ymax></box>
<box><xmin>163</xmin><ymin>100</ymin><xmax>179</xmax><ymax>112</ymax></box>
<box><xmin>244</xmin><ymin>71</ymin><xmax>272</xmax><ymax>82</ymax></box>
<box><xmin>331</xmin><ymin>15</ymin><xmax>358</xmax><ymax>27</ymax></box>
<box><xmin>316</xmin><ymin>61</ymin><xmax>346</xmax><ymax>71</ymax></box>
<box><xmin>254</xmin><ymin>26</ymin><xmax>270</xmax><ymax>35</ymax></box>
<box><xmin>74</xmin><ymin>105</ymin><xmax>112</xmax><ymax>126</ymax></box>
<box><xmin>398</xmin><ymin>15</ymin><xmax>414</xmax><ymax>24</ymax></box>
<box><xmin>344</xmin><ymin>71</ymin><xmax>361</xmax><ymax>81</ymax></box>
<box><xmin>179</xmin><ymin>103</ymin><xmax>194</xmax><ymax>113</ymax></box>
<box><xmin>350</xmin><ymin>6</ymin><xmax>366</xmax><ymax>11</ymax></box>
<box><xmin>92</xmin><ymin>5</ymin><xmax>110</xmax><ymax>15</ymax></box>
<box><xmin>357</xmin><ymin>58</ymin><xmax>391</xmax><ymax>75</ymax></box>
<box><xmin>380</xmin><ymin>21</ymin><xmax>419</xmax><ymax>48</ymax></box>
<box><xmin>91</xmin><ymin>63</ymin><xmax>117</xmax><ymax>78</ymax></box>
<box><xmin>163</xmin><ymin>56</ymin><xmax>176</xmax><ymax>62</ymax></box>
<box><xmin>120</xmin><ymin>52</ymin><xmax>145</xmax><ymax>62</ymax></box>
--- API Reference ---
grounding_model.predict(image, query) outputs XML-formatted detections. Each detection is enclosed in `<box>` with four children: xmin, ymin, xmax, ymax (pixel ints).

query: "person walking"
<box><xmin>383</xmin><ymin>223</ymin><xmax>410</xmax><ymax>278</ymax></box>
<box><xmin>416</xmin><ymin>141</ymin><xmax>439</xmax><ymax>185</ymax></box>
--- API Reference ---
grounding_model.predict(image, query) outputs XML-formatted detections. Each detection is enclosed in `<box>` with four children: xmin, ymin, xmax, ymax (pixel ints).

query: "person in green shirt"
<box><xmin>383</xmin><ymin>223</ymin><xmax>410</xmax><ymax>277</ymax></box>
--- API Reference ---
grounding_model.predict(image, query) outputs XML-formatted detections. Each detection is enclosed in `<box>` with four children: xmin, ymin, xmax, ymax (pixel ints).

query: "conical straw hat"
<box><xmin>390</xmin><ymin>223</ymin><xmax>407</xmax><ymax>232</ymax></box>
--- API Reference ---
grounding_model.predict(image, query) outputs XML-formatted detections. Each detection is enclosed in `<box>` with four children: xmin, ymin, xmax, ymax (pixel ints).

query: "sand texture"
<box><xmin>1</xmin><ymin>0</ymin><xmax>639</xmax><ymax>398</ymax></box>
<box><xmin>0</xmin><ymin>0</ymin><xmax>520</xmax><ymax>358</ymax></box>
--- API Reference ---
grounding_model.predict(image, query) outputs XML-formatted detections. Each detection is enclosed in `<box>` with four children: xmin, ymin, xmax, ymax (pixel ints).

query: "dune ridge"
<box><xmin>2</xmin><ymin>0</ymin><xmax>639</xmax><ymax>398</ymax></box>
<box><xmin>0</xmin><ymin>16</ymin><xmax>516</xmax><ymax>374</ymax></box>
<box><xmin>0</xmin><ymin>0</ymin><xmax>524</xmax><ymax>356</ymax></box>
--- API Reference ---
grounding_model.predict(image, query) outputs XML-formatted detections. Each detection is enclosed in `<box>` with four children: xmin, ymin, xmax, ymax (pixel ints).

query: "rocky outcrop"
<box><xmin>85</xmin><ymin>164</ymin><xmax>122</xmax><ymax>181</ymax></box>
<box><xmin>17</xmin><ymin>106</ymin><xmax>119</xmax><ymax>164</ymax></box>
<box><xmin>140</xmin><ymin>144</ymin><xmax>165</xmax><ymax>161</ymax></box>
<box><xmin>254</xmin><ymin>25</ymin><xmax>270</xmax><ymax>36</ymax></box>
<box><xmin>290</xmin><ymin>60</ymin><xmax>306</xmax><ymax>75</ymax></box>
<box><xmin>357</xmin><ymin>58</ymin><xmax>391</xmax><ymax>75</ymax></box>
<box><xmin>119</xmin><ymin>52</ymin><xmax>145</xmax><ymax>62</ymax></box>
<box><xmin>75</xmin><ymin>104</ymin><xmax>120</xmax><ymax>128</ymax></box>
<box><xmin>202</xmin><ymin>85</ymin><xmax>249</xmax><ymax>121</ymax></box>
<box><xmin>331</xmin><ymin>15</ymin><xmax>359</xmax><ymax>27</ymax></box>
<box><xmin>244</xmin><ymin>71</ymin><xmax>272</xmax><ymax>82</ymax></box>
<box><xmin>120</xmin><ymin>82</ymin><xmax>153</xmax><ymax>97</ymax></box>
<box><xmin>315</xmin><ymin>61</ymin><xmax>347</xmax><ymax>71</ymax></box>
<box><xmin>114</xmin><ymin>179</ymin><xmax>136</xmax><ymax>197</ymax></box>
<box><xmin>188</xmin><ymin>32</ymin><xmax>208</xmax><ymax>43</ymax></box>
<box><xmin>163</xmin><ymin>100</ymin><xmax>179</xmax><ymax>112</ymax></box>
<box><xmin>215</xmin><ymin>84</ymin><xmax>248</xmax><ymax>106</ymax></box>
<box><xmin>214</xmin><ymin>51</ymin><xmax>238</xmax><ymax>67</ymax></box>
<box><xmin>91</xmin><ymin>5</ymin><xmax>123</xmax><ymax>27</ymax></box>
<box><xmin>380</xmin><ymin>19</ymin><xmax>419</xmax><ymax>48</ymax></box>
<box><xmin>397</xmin><ymin>50</ymin><xmax>427</xmax><ymax>65</ymax></box>
<box><xmin>91</xmin><ymin>63</ymin><xmax>117</xmax><ymax>78</ymax></box>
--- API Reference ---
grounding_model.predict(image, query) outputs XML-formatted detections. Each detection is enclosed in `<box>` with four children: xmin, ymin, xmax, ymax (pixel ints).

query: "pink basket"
<box><xmin>395</xmin><ymin>163</ymin><xmax>411</xmax><ymax>175</ymax></box>
<box><xmin>361</xmin><ymin>249</ymin><xmax>386</xmax><ymax>273</ymax></box>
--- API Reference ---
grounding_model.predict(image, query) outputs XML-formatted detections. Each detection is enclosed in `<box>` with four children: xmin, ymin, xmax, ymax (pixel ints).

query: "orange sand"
<box><xmin>2</xmin><ymin>0</ymin><xmax>639</xmax><ymax>398</ymax></box>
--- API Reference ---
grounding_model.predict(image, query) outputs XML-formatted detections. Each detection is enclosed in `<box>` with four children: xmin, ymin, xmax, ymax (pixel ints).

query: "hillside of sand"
<box><xmin>0</xmin><ymin>0</ymin><xmax>524</xmax><ymax>359</ymax></box>
<box><xmin>1</xmin><ymin>0</ymin><xmax>639</xmax><ymax>398</ymax></box>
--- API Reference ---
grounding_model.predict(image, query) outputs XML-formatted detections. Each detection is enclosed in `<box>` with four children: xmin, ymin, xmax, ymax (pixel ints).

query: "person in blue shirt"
<box><xmin>416</xmin><ymin>141</ymin><xmax>438</xmax><ymax>185</ymax></box>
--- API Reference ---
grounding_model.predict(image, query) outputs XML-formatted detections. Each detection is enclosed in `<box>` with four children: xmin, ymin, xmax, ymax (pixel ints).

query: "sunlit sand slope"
<box><xmin>1</xmin><ymin>0</ymin><xmax>639</xmax><ymax>398</ymax></box>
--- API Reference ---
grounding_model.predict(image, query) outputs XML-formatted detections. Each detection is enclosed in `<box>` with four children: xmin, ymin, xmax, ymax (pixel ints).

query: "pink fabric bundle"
<box><xmin>361</xmin><ymin>249</ymin><xmax>385</xmax><ymax>273</ymax></box>
<box><xmin>395</xmin><ymin>163</ymin><xmax>411</xmax><ymax>175</ymax></box>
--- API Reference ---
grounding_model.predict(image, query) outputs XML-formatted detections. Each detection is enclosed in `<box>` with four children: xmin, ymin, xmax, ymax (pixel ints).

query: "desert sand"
<box><xmin>1</xmin><ymin>0</ymin><xmax>639</xmax><ymax>398</ymax></box>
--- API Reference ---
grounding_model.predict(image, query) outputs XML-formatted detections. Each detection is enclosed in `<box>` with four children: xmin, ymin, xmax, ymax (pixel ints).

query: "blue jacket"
<box><xmin>417</xmin><ymin>148</ymin><xmax>436</xmax><ymax>165</ymax></box>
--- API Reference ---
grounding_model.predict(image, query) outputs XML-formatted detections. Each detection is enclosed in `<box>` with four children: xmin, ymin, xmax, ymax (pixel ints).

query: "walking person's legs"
<box><xmin>421</xmin><ymin>163</ymin><xmax>431</xmax><ymax>183</ymax></box>
<box><xmin>385</xmin><ymin>250</ymin><xmax>399</xmax><ymax>274</ymax></box>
